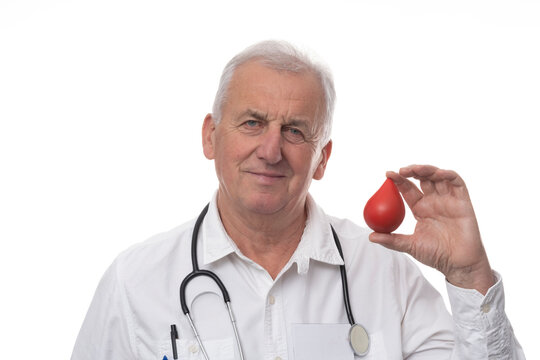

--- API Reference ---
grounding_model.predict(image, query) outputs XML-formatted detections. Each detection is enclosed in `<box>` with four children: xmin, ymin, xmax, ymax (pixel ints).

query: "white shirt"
<box><xmin>71</xmin><ymin>194</ymin><xmax>525</xmax><ymax>359</ymax></box>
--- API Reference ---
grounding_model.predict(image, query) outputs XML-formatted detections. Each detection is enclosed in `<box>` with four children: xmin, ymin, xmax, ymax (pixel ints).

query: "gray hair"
<box><xmin>211</xmin><ymin>40</ymin><xmax>335</xmax><ymax>146</ymax></box>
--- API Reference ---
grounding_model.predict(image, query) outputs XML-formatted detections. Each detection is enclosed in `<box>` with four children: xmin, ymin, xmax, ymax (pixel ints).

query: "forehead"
<box><xmin>224</xmin><ymin>60</ymin><xmax>325</xmax><ymax>120</ymax></box>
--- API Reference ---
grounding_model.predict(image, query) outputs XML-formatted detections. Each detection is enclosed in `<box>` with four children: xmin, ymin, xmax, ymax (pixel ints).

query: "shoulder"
<box><xmin>328</xmin><ymin>215</ymin><xmax>422</xmax><ymax>280</ymax></box>
<box><xmin>328</xmin><ymin>216</ymin><xmax>395</xmax><ymax>262</ymax></box>
<box><xmin>110</xmin><ymin>218</ymin><xmax>196</xmax><ymax>282</ymax></box>
<box><xmin>328</xmin><ymin>215</ymin><xmax>440</xmax><ymax>315</ymax></box>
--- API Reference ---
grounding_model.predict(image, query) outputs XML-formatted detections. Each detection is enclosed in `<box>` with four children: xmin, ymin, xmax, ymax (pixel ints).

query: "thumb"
<box><xmin>369</xmin><ymin>232</ymin><xmax>413</xmax><ymax>255</ymax></box>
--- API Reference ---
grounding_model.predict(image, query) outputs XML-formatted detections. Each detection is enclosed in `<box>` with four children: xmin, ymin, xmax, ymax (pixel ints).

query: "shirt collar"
<box><xmin>290</xmin><ymin>194</ymin><xmax>344</xmax><ymax>274</ymax></box>
<box><xmin>202</xmin><ymin>192</ymin><xmax>237</xmax><ymax>265</ymax></box>
<box><xmin>201</xmin><ymin>192</ymin><xmax>344</xmax><ymax>273</ymax></box>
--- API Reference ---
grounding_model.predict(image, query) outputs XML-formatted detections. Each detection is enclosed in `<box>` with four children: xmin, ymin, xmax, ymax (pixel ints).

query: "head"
<box><xmin>211</xmin><ymin>40</ymin><xmax>335</xmax><ymax>147</ymax></box>
<box><xmin>202</xmin><ymin>40</ymin><xmax>335</xmax><ymax>217</ymax></box>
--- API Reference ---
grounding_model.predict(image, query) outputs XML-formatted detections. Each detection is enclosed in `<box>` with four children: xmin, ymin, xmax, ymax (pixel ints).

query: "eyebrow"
<box><xmin>238</xmin><ymin>109</ymin><xmax>268</xmax><ymax>122</ymax></box>
<box><xmin>240</xmin><ymin>109</ymin><xmax>311</xmax><ymax>128</ymax></box>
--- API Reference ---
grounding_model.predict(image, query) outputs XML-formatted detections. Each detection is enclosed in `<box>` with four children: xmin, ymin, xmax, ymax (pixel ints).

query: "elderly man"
<box><xmin>72</xmin><ymin>41</ymin><xmax>525</xmax><ymax>359</ymax></box>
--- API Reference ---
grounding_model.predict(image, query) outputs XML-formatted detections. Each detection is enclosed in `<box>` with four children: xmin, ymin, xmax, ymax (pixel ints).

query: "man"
<box><xmin>72</xmin><ymin>40</ymin><xmax>525</xmax><ymax>359</ymax></box>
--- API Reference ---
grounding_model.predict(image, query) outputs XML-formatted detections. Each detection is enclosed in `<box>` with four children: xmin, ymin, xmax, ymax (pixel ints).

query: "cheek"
<box><xmin>223</xmin><ymin>143</ymin><xmax>246</xmax><ymax>163</ymax></box>
<box><xmin>287</xmin><ymin>148</ymin><xmax>320</xmax><ymax>177</ymax></box>
<box><xmin>214</xmin><ymin>139</ymin><xmax>249</xmax><ymax>171</ymax></box>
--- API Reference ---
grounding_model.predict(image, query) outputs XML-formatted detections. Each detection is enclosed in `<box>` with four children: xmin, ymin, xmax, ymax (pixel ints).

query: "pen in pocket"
<box><xmin>170</xmin><ymin>324</ymin><xmax>179</xmax><ymax>359</ymax></box>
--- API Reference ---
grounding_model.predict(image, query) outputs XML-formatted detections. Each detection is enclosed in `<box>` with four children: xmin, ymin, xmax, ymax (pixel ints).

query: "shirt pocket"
<box><xmin>291</xmin><ymin>323</ymin><xmax>354</xmax><ymax>360</ymax></box>
<box><xmin>158</xmin><ymin>337</ymin><xmax>235</xmax><ymax>360</ymax></box>
<box><xmin>290</xmin><ymin>324</ymin><xmax>387</xmax><ymax>360</ymax></box>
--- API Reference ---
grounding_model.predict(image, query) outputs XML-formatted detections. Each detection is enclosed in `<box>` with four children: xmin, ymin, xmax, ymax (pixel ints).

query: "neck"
<box><xmin>216</xmin><ymin>193</ymin><xmax>308</xmax><ymax>279</ymax></box>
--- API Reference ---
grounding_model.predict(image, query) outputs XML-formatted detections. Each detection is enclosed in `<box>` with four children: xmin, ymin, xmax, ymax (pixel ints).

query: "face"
<box><xmin>202</xmin><ymin>61</ymin><xmax>332</xmax><ymax>216</ymax></box>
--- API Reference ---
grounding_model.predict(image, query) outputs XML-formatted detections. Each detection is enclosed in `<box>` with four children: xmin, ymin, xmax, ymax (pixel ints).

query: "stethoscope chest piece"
<box><xmin>349</xmin><ymin>323</ymin><xmax>370</xmax><ymax>357</ymax></box>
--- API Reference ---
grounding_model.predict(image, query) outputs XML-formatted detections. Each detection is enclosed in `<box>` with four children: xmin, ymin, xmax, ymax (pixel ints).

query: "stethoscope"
<box><xmin>174</xmin><ymin>204</ymin><xmax>370</xmax><ymax>359</ymax></box>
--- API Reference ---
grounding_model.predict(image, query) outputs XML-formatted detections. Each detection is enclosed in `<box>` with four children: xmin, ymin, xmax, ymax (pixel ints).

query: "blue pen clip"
<box><xmin>163</xmin><ymin>356</ymin><xmax>168</xmax><ymax>360</ymax></box>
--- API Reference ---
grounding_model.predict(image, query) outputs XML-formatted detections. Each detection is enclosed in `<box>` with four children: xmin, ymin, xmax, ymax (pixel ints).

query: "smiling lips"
<box><xmin>245</xmin><ymin>170</ymin><xmax>286</xmax><ymax>185</ymax></box>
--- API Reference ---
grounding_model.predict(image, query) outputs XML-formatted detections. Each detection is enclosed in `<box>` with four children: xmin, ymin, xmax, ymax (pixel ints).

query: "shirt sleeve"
<box><xmin>446</xmin><ymin>271</ymin><xmax>526</xmax><ymax>359</ymax></box>
<box><xmin>71</xmin><ymin>259</ymin><xmax>138</xmax><ymax>360</ymax></box>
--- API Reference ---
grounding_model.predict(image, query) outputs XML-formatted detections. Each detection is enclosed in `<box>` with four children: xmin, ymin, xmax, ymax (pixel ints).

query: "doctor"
<box><xmin>71</xmin><ymin>40</ymin><xmax>525</xmax><ymax>359</ymax></box>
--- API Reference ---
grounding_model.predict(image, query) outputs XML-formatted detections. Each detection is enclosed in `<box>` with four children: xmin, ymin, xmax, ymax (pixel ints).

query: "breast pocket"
<box><xmin>291</xmin><ymin>324</ymin><xmax>388</xmax><ymax>360</ymax></box>
<box><xmin>291</xmin><ymin>324</ymin><xmax>354</xmax><ymax>360</ymax></box>
<box><xmin>158</xmin><ymin>338</ymin><xmax>236</xmax><ymax>360</ymax></box>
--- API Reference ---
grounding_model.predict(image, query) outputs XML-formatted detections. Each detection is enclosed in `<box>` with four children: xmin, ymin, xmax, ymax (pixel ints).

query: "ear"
<box><xmin>313</xmin><ymin>140</ymin><xmax>332</xmax><ymax>180</ymax></box>
<box><xmin>202</xmin><ymin>113</ymin><xmax>216</xmax><ymax>160</ymax></box>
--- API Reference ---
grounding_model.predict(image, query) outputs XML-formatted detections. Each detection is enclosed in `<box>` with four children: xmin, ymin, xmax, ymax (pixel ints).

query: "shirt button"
<box><xmin>189</xmin><ymin>344</ymin><xmax>198</xmax><ymax>353</ymax></box>
<box><xmin>481</xmin><ymin>304</ymin><xmax>491</xmax><ymax>313</ymax></box>
<box><xmin>268</xmin><ymin>295</ymin><xmax>276</xmax><ymax>305</ymax></box>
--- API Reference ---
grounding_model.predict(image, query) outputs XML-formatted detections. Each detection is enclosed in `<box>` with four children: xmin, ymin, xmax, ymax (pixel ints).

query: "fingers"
<box><xmin>399</xmin><ymin>165</ymin><xmax>464</xmax><ymax>187</ymax></box>
<box><xmin>386</xmin><ymin>170</ymin><xmax>424</xmax><ymax>210</ymax></box>
<box><xmin>386</xmin><ymin>165</ymin><xmax>470</xmax><ymax>209</ymax></box>
<box><xmin>398</xmin><ymin>164</ymin><xmax>467</xmax><ymax>196</ymax></box>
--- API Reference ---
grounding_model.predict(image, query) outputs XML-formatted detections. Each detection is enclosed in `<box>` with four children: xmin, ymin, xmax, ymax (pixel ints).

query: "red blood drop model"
<box><xmin>363</xmin><ymin>178</ymin><xmax>405</xmax><ymax>233</ymax></box>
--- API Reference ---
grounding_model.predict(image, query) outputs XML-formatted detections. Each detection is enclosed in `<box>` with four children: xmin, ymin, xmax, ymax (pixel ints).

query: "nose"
<box><xmin>255</xmin><ymin>127</ymin><xmax>283</xmax><ymax>164</ymax></box>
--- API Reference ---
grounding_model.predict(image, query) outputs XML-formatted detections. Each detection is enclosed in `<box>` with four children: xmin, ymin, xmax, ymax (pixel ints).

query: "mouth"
<box><xmin>245</xmin><ymin>171</ymin><xmax>286</xmax><ymax>184</ymax></box>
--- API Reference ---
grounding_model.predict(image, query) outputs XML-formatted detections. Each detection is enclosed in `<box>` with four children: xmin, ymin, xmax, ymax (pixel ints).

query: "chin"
<box><xmin>243</xmin><ymin>194</ymin><xmax>288</xmax><ymax>215</ymax></box>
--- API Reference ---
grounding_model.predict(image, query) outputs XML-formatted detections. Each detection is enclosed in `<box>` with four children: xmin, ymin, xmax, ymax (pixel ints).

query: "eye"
<box><xmin>244</xmin><ymin>120</ymin><xmax>259</xmax><ymax>127</ymax></box>
<box><xmin>239</xmin><ymin>119</ymin><xmax>265</xmax><ymax>135</ymax></box>
<box><xmin>282</xmin><ymin>126</ymin><xmax>306</xmax><ymax>143</ymax></box>
<box><xmin>240</xmin><ymin>119</ymin><xmax>263</xmax><ymax>130</ymax></box>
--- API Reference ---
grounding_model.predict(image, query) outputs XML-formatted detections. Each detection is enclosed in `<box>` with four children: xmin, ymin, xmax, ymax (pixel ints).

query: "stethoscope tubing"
<box><xmin>180</xmin><ymin>204</ymin><xmax>231</xmax><ymax>313</ymax></box>
<box><xmin>179</xmin><ymin>204</ymin><xmax>245</xmax><ymax>360</ymax></box>
<box><xmin>330</xmin><ymin>225</ymin><xmax>356</xmax><ymax>326</ymax></box>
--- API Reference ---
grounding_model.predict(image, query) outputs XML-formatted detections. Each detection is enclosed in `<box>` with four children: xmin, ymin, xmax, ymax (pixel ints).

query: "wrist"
<box><xmin>445</xmin><ymin>260</ymin><xmax>496</xmax><ymax>295</ymax></box>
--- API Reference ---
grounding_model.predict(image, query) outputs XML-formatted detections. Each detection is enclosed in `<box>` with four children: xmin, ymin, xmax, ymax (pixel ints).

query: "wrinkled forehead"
<box><xmin>227</xmin><ymin>60</ymin><xmax>326</xmax><ymax>123</ymax></box>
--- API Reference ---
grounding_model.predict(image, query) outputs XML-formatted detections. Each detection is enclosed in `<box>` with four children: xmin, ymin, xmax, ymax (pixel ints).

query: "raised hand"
<box><xmin>369</xmin><ymin>164</ymin><xmax>495</xmax><ymax>294</ymax></box>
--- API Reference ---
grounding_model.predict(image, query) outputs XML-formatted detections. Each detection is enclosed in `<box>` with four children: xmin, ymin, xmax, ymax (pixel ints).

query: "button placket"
<box><xmin>263</xmin><ymin>280</ymin><xmax>288</xmax><ymax>360</ymax></box>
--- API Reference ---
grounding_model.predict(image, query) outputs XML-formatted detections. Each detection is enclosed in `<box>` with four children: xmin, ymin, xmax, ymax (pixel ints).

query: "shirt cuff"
<box><xmin>446</xmin><ymin>271</ymin><xmax>515</xmax><ymax>358</ymax></box>
<box><xmin>446</xmin><ymin>270</ymin><xmax>504</xmax><ymax>324</ymax></box>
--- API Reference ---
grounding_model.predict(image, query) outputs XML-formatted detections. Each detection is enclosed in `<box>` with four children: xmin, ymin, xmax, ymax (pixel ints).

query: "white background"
<box><xmin>1</xmin><ymin>0</ymin><xmax>538</xmax><ymax>358</ymax></box>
